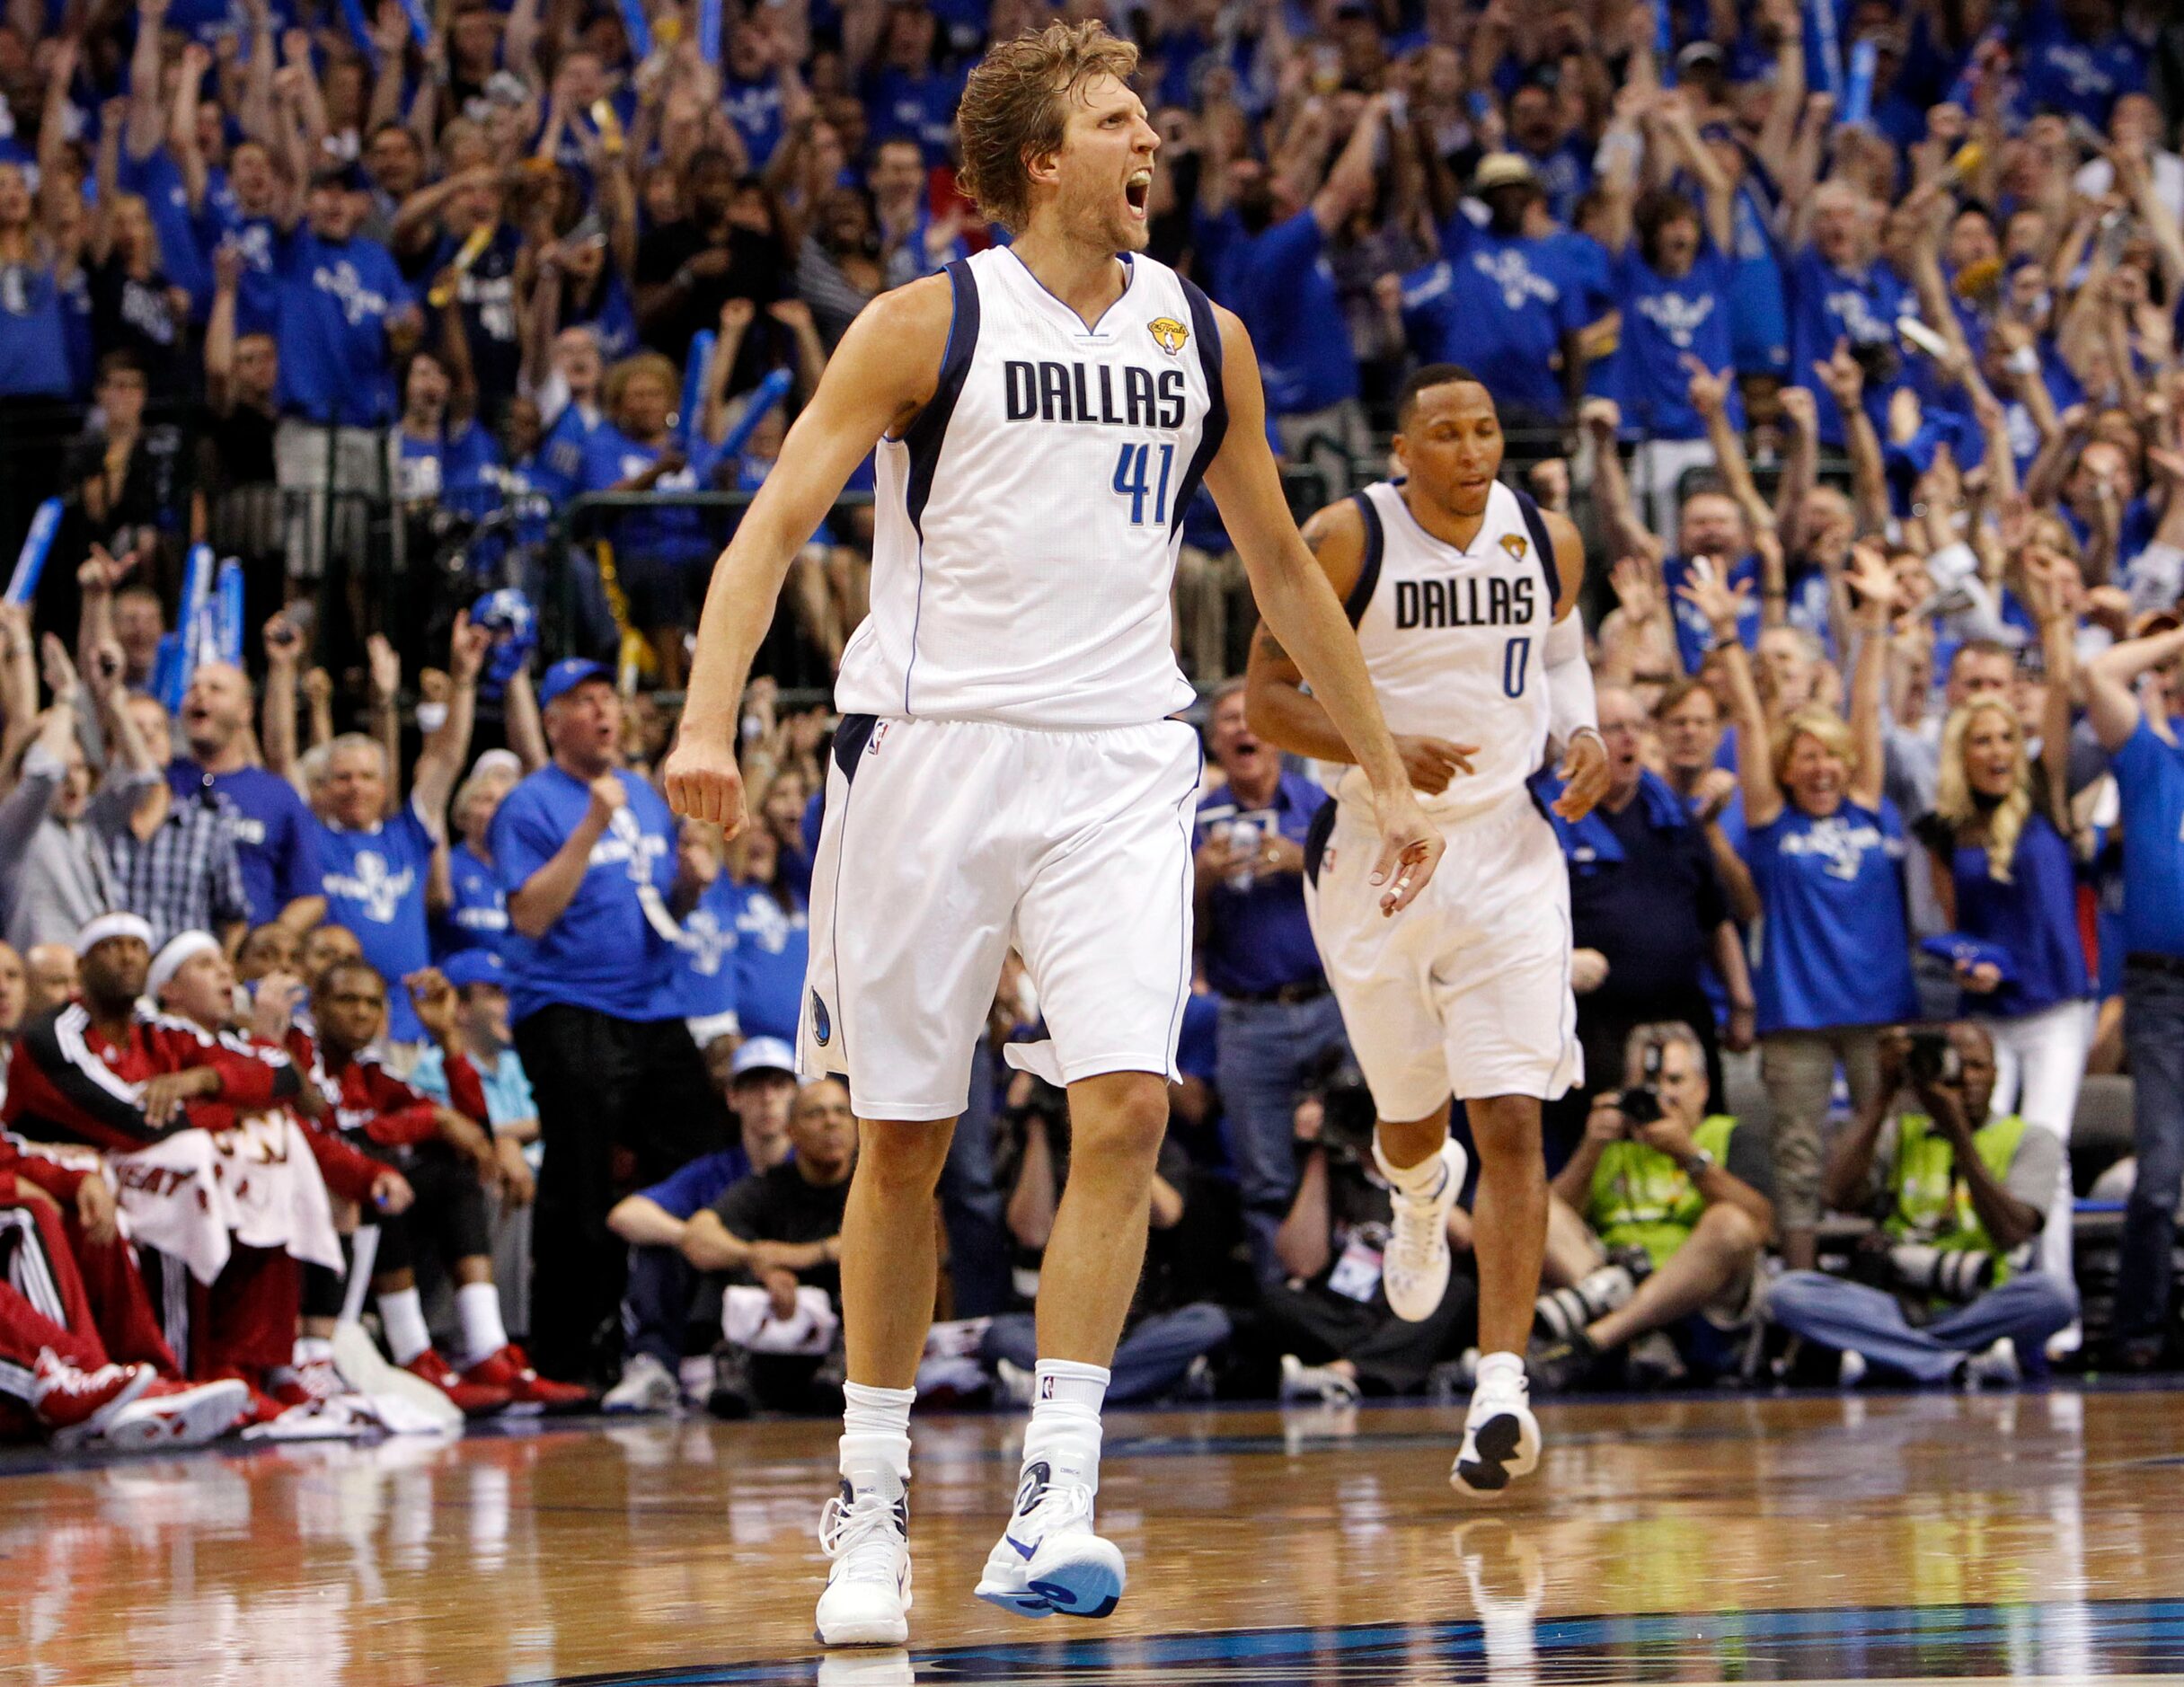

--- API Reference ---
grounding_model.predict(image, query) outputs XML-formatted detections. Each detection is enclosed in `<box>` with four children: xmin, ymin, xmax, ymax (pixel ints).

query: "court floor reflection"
<box><xmin>0</xmin><ymin>1385</ymin><xmax>2180</xmax><ymax>1686</ymax></box>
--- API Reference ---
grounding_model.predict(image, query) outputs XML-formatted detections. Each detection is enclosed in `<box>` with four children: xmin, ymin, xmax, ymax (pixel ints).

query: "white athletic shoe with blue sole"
<box><xmin>974</xmin><ymin>1460</ymin><xmax>1126</xmax><ymax>1621</ymax></box>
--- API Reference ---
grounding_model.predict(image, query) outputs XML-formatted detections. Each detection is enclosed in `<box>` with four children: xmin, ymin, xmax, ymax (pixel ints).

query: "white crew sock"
<box><xmin>1021</xmin><ymin>1359</ymin><xmax>1109</xmax><ymax>1495</ymax></box>
<box><xmin>377</xmin><ymin>1287</ymin><xmax>431</xmax><ymax>1366</ymax></box>
<box><xmin>1374</xmin><ymin>1135</ymin><xmax>1448</xmax><ymax>1200</ymax></box>
<box><xmin>1474</xmin><ymin>1349</ymin><xmax>1527</xmax><ymax>1397</ymax></box>
<box><xmin>456</xmin><ymin>1282</ymin><xmax>509</xmax><ymax>1365</ymax></box>
<box><xmin>840</xmin><ymin>1381</ymin><xmax>915</xmax><ymax>1502</ymax></box>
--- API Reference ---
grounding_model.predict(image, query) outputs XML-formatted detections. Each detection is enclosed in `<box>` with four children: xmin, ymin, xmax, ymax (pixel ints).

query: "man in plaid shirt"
<box><xmin>107</xmin><ymin>694</ymin><xmax>251</xmax><ymax>949</ymax></box>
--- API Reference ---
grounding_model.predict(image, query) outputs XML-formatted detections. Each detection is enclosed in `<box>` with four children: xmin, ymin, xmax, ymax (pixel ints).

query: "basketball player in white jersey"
<box><xmin>662</xmin><ymin>22</ymin><xmax>1443</xmax><ymax>1647</ymax></box>
<box><xmin>1246</xmin><ymin>364</ymin><xmax>1611</xmax><ymax>1499</ymax></box>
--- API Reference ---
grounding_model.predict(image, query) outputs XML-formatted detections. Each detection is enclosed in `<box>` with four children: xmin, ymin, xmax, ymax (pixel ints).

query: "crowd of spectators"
<box><xmin>0</xmin><ymin>0</ymin><xmax>2178</xmax><ymax>1444</ymax></box>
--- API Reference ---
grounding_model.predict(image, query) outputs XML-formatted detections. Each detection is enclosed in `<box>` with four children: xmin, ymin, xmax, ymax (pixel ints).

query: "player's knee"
<box><xmin>855</xmin><ymin>1123</ymin><xmax>954</xmax><ymax>1196</ymax></box>
<box><xmin>1467</xmin><ymin>1097</ymin><xmax>1543</xmax><ymax>1165</ymax></box>
<box><xmin>1071</xmin><ymin>1077</ymin><xmax>1171</xmax><ymax>1165</ymax></box>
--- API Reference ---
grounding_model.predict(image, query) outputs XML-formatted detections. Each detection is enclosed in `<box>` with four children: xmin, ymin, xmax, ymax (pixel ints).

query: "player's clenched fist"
<box><xmin>660</xmin><ymin>736</ymin><xmax>748</xmax><ymax>836</ymax></box>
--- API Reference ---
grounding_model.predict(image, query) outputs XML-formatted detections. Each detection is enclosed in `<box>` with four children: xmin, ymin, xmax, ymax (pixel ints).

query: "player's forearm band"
<box><xmin>1544</xmin><ymin>611</ymin><xmax>1599</xmax><ymax>749</ymax></box>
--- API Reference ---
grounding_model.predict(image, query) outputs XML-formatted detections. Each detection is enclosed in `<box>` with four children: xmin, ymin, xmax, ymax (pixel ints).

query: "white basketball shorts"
<box><xmin>1303</xmin><ymin>788</ymin><xmax>1582</xmax><ymax>1119</ymax></box>
<box><xmin>799</xmin><ymin>713</ymin><xmax>1202</xmax><ymax>1120</ymax></box>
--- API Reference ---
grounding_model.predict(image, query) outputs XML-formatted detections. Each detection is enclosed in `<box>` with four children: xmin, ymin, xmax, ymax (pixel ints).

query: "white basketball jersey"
<box><xmin>1336</xmin><ymin>478</ymin><xmax>1560</xmax><ymax>821</ymax></box>
<box><xmin>836</xmin><ymin>247</ymin><xmax>1222</xmax><ymax>728</ymax></box>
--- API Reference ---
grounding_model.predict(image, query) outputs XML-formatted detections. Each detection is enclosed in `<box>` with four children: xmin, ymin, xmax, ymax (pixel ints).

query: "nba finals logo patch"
<box><xmin>1500</xmin><ymin>532</ymin><xmax>1529</xmax><ymax>561</ymax></box>
<box><xmin>1148</xmin><ymin>316</ymin><xmax>1189</xmax><ymax>356</ymax></box>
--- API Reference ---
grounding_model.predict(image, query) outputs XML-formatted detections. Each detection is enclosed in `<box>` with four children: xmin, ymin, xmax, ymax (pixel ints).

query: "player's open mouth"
<box><xmin>1125</xmin><ymin>171</ymin><xmax>1151</xmax><ymax>215</ymax></box>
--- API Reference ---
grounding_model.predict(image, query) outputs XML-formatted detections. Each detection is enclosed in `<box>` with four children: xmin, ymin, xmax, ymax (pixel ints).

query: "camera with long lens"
<box><xmin>1904</xmin><ymin>1029</ymin><xmax>1960</xmax><ymax>1088</ymax></box>
<box><xmin>1615</xmin><ymin>1038</ymin><xmax>1667</xmax><ymax>1130</ymax></box>
<box><xmin>1888</xmin><ymin>1241</ymin><xmax>1994</xmax><ymax>1303</ymax></box>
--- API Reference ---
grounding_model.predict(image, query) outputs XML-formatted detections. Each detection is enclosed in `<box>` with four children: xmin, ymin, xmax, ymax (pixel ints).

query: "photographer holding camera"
<box><xmin>1231</xmin><ymin>1057</ymin><xmax>1478</xmax><ymax>1403</ymax></box>
<box><xmin>1528</xmin><ymin>1023</ymin><xmax>1773</xmax><ymax>1391</ymax></box>
<box><xmin>1768</xmin><ymin>1023</ymin><xmax>2078</xmax><ymax>1386</ymax></box>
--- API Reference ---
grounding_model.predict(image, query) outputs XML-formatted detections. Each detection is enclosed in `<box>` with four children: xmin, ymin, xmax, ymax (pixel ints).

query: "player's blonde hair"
<box><xmin>1933</xmin><ymin>696</ymin><xmax>2033</xmax><ymax>884</ymax></box>
<box><xmin>956</xmin><ymin>21</ymin><xmax>1139</xmax><ymax>234</ymax></box>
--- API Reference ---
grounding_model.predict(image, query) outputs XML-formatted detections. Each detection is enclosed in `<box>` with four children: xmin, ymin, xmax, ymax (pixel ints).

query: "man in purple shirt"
<box><xmin>168</xmin><ymin>661</ymin><xmax>324</xmax><ymax>934</ymax></box>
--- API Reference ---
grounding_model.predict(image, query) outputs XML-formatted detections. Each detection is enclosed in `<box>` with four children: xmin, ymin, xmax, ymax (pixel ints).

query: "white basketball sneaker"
<box><xmin>974</xmin><ymin>1458</ymin><xmax>1126</xmax><ymax>1621</ymax></box>
<box><xmin>1451</xmin><ymin>1368</ymin><xmax>1541</xmax><ymax>1499</ymax></box>
<box><xmin>1378</xmin><ymin>1138</ymin><xmax>1467</xmax><ymax>1322</ymax></box>
<box><xmin>815</xmin><ymin>1482</ymin><xmax>913</xmax><ymax>1647</ymax></box>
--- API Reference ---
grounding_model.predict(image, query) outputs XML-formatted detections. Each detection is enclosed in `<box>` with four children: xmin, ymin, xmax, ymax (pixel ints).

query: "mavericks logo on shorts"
<box><xmin>810</xmin><ymin>988</ymin><xmax>832</xmax><ymax>1045</ymax></box>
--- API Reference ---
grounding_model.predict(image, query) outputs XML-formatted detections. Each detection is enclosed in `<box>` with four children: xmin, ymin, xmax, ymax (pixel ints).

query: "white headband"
<box><xmin>74</xmin><ymin>912</ymin><xmax>155</xmax><ymax>959</ymax></box>
<box><xmin>147</xmin><ymin>930</ymin><xmax>221</xmax><ymax>999</ymax></box>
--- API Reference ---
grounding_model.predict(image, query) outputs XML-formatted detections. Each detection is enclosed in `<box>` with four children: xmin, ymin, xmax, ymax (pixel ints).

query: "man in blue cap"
<box><xmin>489</xmin><ymin>658</ymin><xmax>730</xmax><ymax>1382</ymax></box>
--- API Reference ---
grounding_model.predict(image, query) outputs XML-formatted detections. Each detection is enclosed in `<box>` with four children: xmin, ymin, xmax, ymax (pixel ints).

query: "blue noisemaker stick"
<box><xmin>1843</xmin><ymin>37</ymin><xmax>1878</xmax><ymax>128</ymax></box>
<box><xmin>161</xmin><ymin>543</ymin><xmax>215</xmax><ymax>713</ymax></box>
<box><xmin>616</xmin><ymin>0</ymin><xmax>653</xmax><ymax>62</ymax></box>
<box><xmin>149</xmin><ymin>632</ymin><xmax>184</xmax><ymax>706</ymax></box>
<box><xmin>1656</xmin><ymin>0</ymin><xmax>1676</xmax><ymax>85</ymax></box>
<box><xmin>4</xmin><ymin>497</ymin><xmax>61</xmax><ymax>605</ymax></box>
<box><xmin>213</xmin><ymin>559</ymin><xmax>246</xmax><ymax>666</ymax></box>
<box><xmin>679</xmin><ymin>329</ymin><xmax>716</xmax><ymax>449</ymax></box>
<box><xmin>1808</xmin><ymin>0</ymin><xmax>1844</xmax><ymax>98</ymax></box>
<box><xmin>397</xmin><ymin>0</ymin><xmax>431</xmax><ymax>47</ymax></box>
<box><xmin>699</xmin><ymin>0</ymin><xmax>722</xmax><ymax>65</ymax></box>
<box><xmin>717</xmin><ymin>367</ymin><xmax>794</xmax><ymax>464</ymax></box>
<box><xmin>339</xmin><ymin>0</ymin><xmax>378</xmax><ymax>61</ymax></box>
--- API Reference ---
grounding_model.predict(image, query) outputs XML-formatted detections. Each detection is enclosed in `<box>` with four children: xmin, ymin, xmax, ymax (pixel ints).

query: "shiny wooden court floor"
<box><xmin>6</xmin><ymin>1385</ymin><xmax>2184</xmax><ymax>1685</ymax></box>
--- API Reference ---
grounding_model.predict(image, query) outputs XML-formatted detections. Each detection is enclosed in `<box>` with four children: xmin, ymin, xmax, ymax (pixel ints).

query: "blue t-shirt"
<box><xmin>2015</xmin><ymin>2</ymin><xmax>2146</xmax><ymax>124</ymax></box>
<box><xmin>1726</xmin><ymin>181</ymin><xmax>1789</xmax><ymax>375</ymax></box>
<box><xmin>532</xmin><ymin>402</ymin><xmax>605</xmax><ymax>505</ymax></box>
<box><xmin>1746</xmin><ymin>797</ymin><xmax>1920</xmax><ymax>1033</ymax></box>
<box><xmin>396</xmin><ymin>420</ymin><xmax>503</xmax><ymax>522</ymax></box>
<box><xmin>579</xmin><ymin>425</ymin><xmax>713</xmax><ymax>563</ymax></box>
<box><xmin>722</xmin><ymin>73</ymin><xmax>786</xmax><ymax>166</ymax></box>
<box><xmin>273</xmin><ymin>225</ymin><xmax>412</xmax><ymax>427</ymax></box>
<box><xmin>1611</xmin><ymin>243</ymin><xmax>1737</xmax><ymax>442</ymax></box>
<box><xmin>196</xmin><ymin>200</ymin><xmax>280</xmax><ymax>334</ymax></box>
<box><xmin>433</xmin><ymin>839</ymin><xmax>514</xmax><ymax>963</ymax></box>
<box><xmin>729</xmin><ymin>882</ymin><xmax>809</xmax><ymax>1042</ymax></box>
<box><xmin>636</xmin><ymin>1146</ymin><xmax>750</xmax><ymax>1221</ymax></box>
<box><xmin>490</xmin><ymin>764</ymin><xmax>683</xmax><ymax>1022</ymax></box>
<box><xmin>168</xmin><ymin>760</ymin><xmax>323</xmax><ymax>928</ymax></box>
<box><xmin>117</xmin><ymin>148</ymin><xmax>212</xmax><ymax>317</ymax></box>
<box><xmin>0</xmin><ymin>261</ymin><xmax>75</xmax><ymax>398</ymax></box>
<box><xmin>861</xmin><ymin>65</ymin><xmax>963</xmax><ymax>163</ymax></box>
<box><xmin>563</xmin><ymin>273</ymin><xmax>640</xmax><ymax>366</ymax></box>
<box><xmin>669</xmin><ymin>872</ymin><xmax>741</xmax><ymax>1021</ymax></box>
<box><xmin>1204</xmin><ymin>208</ymin><xmax>1357</xmax><ymax>417</ymax></box>
<box><xmin>409</xmin><ymin>1043</ymin><xmax>537</xmax><ymax>1130</ymax></box>
<box><xmin>1787</xmin><ymin>245</ymin><xmax>1908</xmax><ymax>446</ymax></box>
<box><xmin>1949</xmin><ymin>810</ymin><xmax>2090</xmax><ymax>1016</ymax></box>
<box><xmin>2111</xmin><ymin>720</ymin><xmax>2184</xmax><ymax>960</ymax></box>
<box><xmin>314</xmin><ymin>798</ymin><xmax>438</xmax><ymax>1043</ymax></box>
<box><xmin>1664</xmin><ymin>552</ymin><xmax>1762</xmax><ymax>675</ymax></box>
<box><xmin>1402</xmin><ymin>222</ymin><xmax>1585</xmax><ymax>422</ymax></box>
<box><xmin>1192</xmin><ymin>772</ymin><xmax>1328</xmax><ymax>998</ymax></box>
<box><xmin>1525</xmin><ymin>138</ymin><xmax>1594</xmax><ymax>225</ymax></box>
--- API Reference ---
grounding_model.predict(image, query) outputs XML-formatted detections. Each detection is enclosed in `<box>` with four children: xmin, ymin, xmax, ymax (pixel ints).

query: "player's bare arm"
<box><xmin>1540</xmin><ymin>505</ymin><xmax>1611</xmax><ymax>822</ymax></box>
<box><xmin>1243</xmin><ymin>499</ymin><xmax>1480</xmax><ymax>797</ymax></box>
<box><xmin>1203</xmin><ymin>305</ymin><xmax>1443</xmax><ymax>914</ymax></box>
<box><xmin>661</xmin><ymin>274</ymin><xmax>954</xmax><ymax>832</ymax></box>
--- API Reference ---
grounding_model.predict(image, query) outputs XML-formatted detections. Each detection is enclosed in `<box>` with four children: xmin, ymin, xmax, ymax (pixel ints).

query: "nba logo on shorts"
<box><xmin>810</xmin><ymin>989</ymin><xmax>833</xmax><ymax>1045</ymax></box>
<box><xmin>1039</xmin><ymin>1377</ymin><xmax>1056</xmax><ymax>1400</ymax></box>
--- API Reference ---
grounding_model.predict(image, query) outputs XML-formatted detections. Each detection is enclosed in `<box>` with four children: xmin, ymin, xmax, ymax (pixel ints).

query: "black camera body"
<box><xmin>1616</xmin><ymin>1084</ymin><xmax>1665</xmax><ymax>1126</ymax></box>
<box><xmin>1905</xmin><ymin>1029</ymin><xmax>1960</xmax><ymax>1088</ymax></box>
